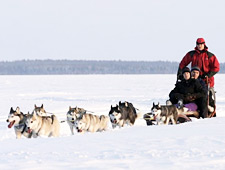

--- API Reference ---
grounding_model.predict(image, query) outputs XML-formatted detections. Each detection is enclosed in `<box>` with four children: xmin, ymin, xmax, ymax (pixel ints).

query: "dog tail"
<box><xmin>135</xmin><ymin>111</ymin><xmax>143</xmax><ymax>119</ymax></box>
<box><xmin>51</xmin><ymin>115</ymin><xmax>54</xmax><ymax>124</ymax></box>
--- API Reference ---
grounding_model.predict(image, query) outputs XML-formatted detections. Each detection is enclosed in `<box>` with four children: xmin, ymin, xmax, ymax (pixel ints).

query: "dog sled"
<box><xmin>143</xmin><ymin>78</ymin><xmax>217</xmax><ymax>126</ymax></box>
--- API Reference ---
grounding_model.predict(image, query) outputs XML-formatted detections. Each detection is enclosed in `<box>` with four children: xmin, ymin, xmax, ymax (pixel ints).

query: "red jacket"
<box><xmin>178</xmin><ymin>46</ymin><xmax>220</xmax><ymax>87</ymax></box>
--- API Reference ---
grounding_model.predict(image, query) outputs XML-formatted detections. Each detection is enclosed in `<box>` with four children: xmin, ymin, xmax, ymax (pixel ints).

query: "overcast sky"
<box><xmin>0</xmin><ymin>0</ymin><xmax>224</xmax><ymax>62</ymax></box>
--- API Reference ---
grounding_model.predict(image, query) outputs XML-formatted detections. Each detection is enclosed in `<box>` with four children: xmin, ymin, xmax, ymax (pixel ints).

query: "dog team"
<box><xmin>7</xmin><ymin>100</ymin><xmax>194</xmax><ymax>139</ymax></box>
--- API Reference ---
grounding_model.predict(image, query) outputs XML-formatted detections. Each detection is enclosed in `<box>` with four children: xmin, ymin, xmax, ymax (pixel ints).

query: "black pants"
<box><xmin>195</xmin><ymin>96</ymin><xmax>208</xmax><ymax>118</ymax></box>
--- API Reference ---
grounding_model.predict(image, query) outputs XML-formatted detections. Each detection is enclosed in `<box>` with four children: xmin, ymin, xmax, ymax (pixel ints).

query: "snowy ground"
<box><xmin>0</xmin><ymin>74</ymin><xmax>225</xmax><ymax>170</ymax></box>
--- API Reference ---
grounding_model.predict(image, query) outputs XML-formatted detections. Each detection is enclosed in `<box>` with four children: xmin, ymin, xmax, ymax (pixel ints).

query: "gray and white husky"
<box><xmin>151</xmin><ymin>102</ymin><xmax>178</xmax><ymax>125</ymax></box>
<box><xmin>6</xmin><ymin>107</ymin><xmax>32</xmax><ymax>139</ymax></box>
<box><xmin>33</xmin><ymin>104</ymin><xmax>47</xmax><ymax>116</ymax></box>
<box><xmin>26</xmin><ymin>112</ymin><xmax>60</xmax><ymax>138</ymax></box>
<box><xmin>75</xmin><ymin>114</ymin><xmax>109</xmax><ymax>133</ymax></box>
<box><xmin>66</xmin><ymin>106</ymin><xmax>86</xmax><ymax>135</ymax></box>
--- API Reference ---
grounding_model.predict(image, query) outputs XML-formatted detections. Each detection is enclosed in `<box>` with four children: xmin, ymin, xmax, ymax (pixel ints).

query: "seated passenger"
<box><xmin>191</xmin><ymin>66</ymin><xmax>207</xmax><ymax>90</ymax></box>
<box><xmin>191</xmin><ymin>66</ymin><xmax>215</xmax><ymax>115</ymax></box>
<box><xmin>169</xmin><ymin>67</ymin><xmax>208</xmax><ymax>118</ymax></box>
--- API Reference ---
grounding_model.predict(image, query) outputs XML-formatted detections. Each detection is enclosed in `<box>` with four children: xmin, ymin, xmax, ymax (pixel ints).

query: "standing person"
<box><xmin>169</xmin><ymin>67</ymin><xmax>208</xmax><ymax>118</ymax></box>
<box><xmin>177</xmin><ymin>38</ymin><xmax>220</xmax><ymax>88</ymax></box>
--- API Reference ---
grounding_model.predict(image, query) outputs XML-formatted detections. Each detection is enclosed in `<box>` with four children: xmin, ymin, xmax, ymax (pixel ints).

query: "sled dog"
<box><xmin>109</xmin><ymin>101</ymin><xmax>138</xmax><ymax>128</ymax></box>
<box><xmin>151</xmin><ymin>102</ymin><xmax>178</xmax><ymax>125</ymax></box>
<box><xmin>67</xmin><ymin>106</ymin><xmax>86</xmax><ymax>135</ymax></box>
<box><xmin>33</xmin><ymin>104</ymin><xmax>47</xmax><ymax>116</ymax></box>
<box><xmin>26</xmin><ymin>112</ymin><xmax>60</xmax><ymax>137</ymax></box>
<box><xmin>6</xmin><ymin>107</ymin><xmax>32</xmax><ymax>139</ymax></box>
<box><xmin>75</xmin><ymin>114</ymin><xmax>109</xmax><ymax>133</ymax></box>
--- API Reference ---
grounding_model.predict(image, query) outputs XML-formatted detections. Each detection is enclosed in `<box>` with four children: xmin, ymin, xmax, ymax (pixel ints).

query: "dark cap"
<box><xmin>182</xmin><ymin>67</ymin><xmax>191</xmax><ymax>74</ymax></box>
<box><xmin>191</xmin><ymin>66</ymin><xmax>200</xmax><ymax>72</ymax></box>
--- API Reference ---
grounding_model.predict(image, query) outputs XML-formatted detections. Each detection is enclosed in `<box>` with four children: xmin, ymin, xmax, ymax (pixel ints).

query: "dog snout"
<box><xmin>6</xmin><ymin>119</ymin><xmax>9</xmax><ymax>122</ymax></box>
<box><xmin>27</xmin><ymin>127</ymin><xmax>32</xmax><ymax>134</ymax></box>
<box><xmin>72</xmin><ymin>118</ymin><xmax>74</xmax><ymax>121</ymax></box>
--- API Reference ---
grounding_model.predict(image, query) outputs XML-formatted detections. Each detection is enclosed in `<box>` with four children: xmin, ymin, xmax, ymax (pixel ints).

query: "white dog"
<box><xmin>26</xmin><ymin>112</ymin><xmax>60</xmax><ymax>138</ymax></box>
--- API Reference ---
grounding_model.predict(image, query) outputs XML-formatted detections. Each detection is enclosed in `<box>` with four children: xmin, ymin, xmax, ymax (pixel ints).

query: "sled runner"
<box><xmin>208</xmin><ymin>87</ymin><xmax>216</xmax><ymax>117</ymax></box>
<box><xmin>205</xmin><ymin>76</ymin><xmax>217</xmax><ymax>118</ymax></box>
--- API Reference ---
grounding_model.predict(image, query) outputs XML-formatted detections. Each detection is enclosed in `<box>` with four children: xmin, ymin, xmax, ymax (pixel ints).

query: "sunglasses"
<box><xmin>196</xmin><ymin>42</ymin><xmax>205</xmax><ymax>45</ymax></box>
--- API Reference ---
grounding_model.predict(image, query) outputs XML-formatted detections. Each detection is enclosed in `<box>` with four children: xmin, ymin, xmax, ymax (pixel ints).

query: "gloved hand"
<box><xmin>201</xmin><ymin>73</ymin><xmax>208</xmax><ymax>79</ymax></box>
<box><xmin>174</xmin><ymin>93</ymin><xmax>184</xmax><ymax>100</ymax></box>
<box><xmin>177</xmin><ymin>74</ymin><xmax>183</xmax><ymax>82</ymax></box>
<box><xmin>177</xmin><ymin>99</ymin><xmax>183</xmax><ymax>109</ymax></box>
<box><xmin>177</xmin><ymin>68</ymin><xmax>183</xmax><ymax>82</ymax></box>
<box><xmin>185</xmin><ymin>94</ymin><xmax>197</xmax><ymax>101</ymax></box>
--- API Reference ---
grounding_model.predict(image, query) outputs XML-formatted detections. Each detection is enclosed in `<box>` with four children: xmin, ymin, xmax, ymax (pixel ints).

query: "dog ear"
<box><xmin>41</xmin><ymin>104</ymin><xmax>43</xmax><ymax>108</ymax></box>
<box><xmin>69</xmin><ymin>106</ymin><xmax>72</xmax><ymax>111</ymax></box>
<box><xmin>119</xmin><ymin>101</ymin><xmax>121</xmax><ymax>105</ymax></box>
<box><xmin>10</xmin><ymin>107</ymin><xmax>14</xmax><ymax>112</ymax></box>
<box><xmin>33</xmin><ymin>111</ymin><xmax>37</xmax><ymax>118</ymax></box>
<box><xmin>26</xmin><ymin>111</ymin><xmax>30</xmax><ymax>116</ymax></box>
<box><xmin>75</xmin><ymin>106</ymin><xmax>79</xmax><ymax>112</ymax></box>
<box><xmin>111</xmin><ymin>105</ymin><xmax>113</xmax><ymax>109</ymax></box>
<box><xmin>125</xmin><ymin>102</ymin><xmax>128</xmax><ymax>107</ymax></box>
<box><xmin>158</xmin><ymin>103</ymin><xmax>161</xmax><ymax>108</ymax></box>
<box><xmin>153</xmin><ymin>102</ymin><xmax>155</xmax><ymax>107</ymax></box>
<box><xmin>16</xmin><ymin>107</ymin><xmax>20</xmax><ymax>114</ymax></box>
<box><xmin>34</xmin><ymin>104</ymin><xmax>37</xmax><ymax>108</ymax></box>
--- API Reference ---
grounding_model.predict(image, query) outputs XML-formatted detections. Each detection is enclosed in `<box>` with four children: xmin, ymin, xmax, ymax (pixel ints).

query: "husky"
<box><xmin>143</xmin><ymin>102</ymin><xmax>191</xmax><ymax>126</ymax></box>
<box><xmin>151</xmin><ymin>102</ymin><xmax>178</xmax><ymax>125</ymax></box>
<box><xmin>109</xmin><ymin>101</ymin><xmax>138</xmax><ymax>128</ymax></box>
<box><xmin>6</xmin><ymin>107</ymin><xmax>32</xmax><ymax>139</ymax></box>
<box><xmin>75</xmin><ymin>114</ymin><xmax>109</xmax><ymax>133</ymax></box>
<box><xmin>66</xmin><ymin>106</ymin><xmax>86</xmax><ymax>135</ymax></box>
<box><xmin>33</xmin><ymin>104</ymin><xmax>47</xmax><ymax>116</ymax></box>
<box><xmin>26</xmin><ymin>112</ymin><xmax>60</xmax><ymax>138</ymax></box>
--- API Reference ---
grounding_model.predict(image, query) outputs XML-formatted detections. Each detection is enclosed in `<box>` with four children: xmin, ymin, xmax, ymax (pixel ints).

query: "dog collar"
<box><xmin>14</xmin><ymin>123</ymin><xmax>25</xmax><ymax>130</ymax></box>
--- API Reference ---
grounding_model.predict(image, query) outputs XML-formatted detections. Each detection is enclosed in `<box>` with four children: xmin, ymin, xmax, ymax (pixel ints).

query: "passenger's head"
<box><xmin>196</xmin><ymin>38</ymin><xmax>205</xmax><ymax>51</ymax></box>
<box><xmin>191</xmin><ymin>66</ymin><xmax>200</xmax><ymax>79</ymax></box>
<box><xmin>182</xmin><ymin>67</ymin><xmax>191</xmax><ymax>80</ymax></box>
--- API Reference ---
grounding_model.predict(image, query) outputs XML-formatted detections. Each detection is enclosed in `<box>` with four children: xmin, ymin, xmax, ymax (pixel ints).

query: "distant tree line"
<box><xmin>0</xmin><ymin>60</ymin><xmax>224</xmax><ymax>75</ymax></box>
